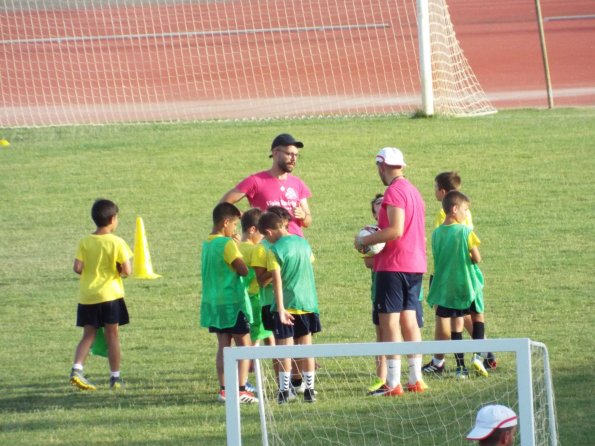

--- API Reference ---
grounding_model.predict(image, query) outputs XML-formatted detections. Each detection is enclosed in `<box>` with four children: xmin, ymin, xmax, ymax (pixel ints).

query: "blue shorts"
<box><xmin>76</xmin><ymin>298</ymin><xmax>129</xmax><ymax>327</ymax></box>
<box><xmin>374</xmin><ymin>272</ymin><xmax>423</xmax><ymax>314</ymax></box>
<box><xmin>273</xmin><ymin>312</ymin><xmax>321</xmax><ymax>340</ymax></box>
<box><xmin>209</xmin><ymin>311</ymin><xmax>250</xmax><ymax>335</ymax></box>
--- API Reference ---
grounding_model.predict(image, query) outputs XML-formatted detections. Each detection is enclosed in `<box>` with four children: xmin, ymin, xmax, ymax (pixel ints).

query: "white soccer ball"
<box><xmin>357</xmin><ymin>225</ymin><xmax>385</xmax><ymax>257</ymax></box>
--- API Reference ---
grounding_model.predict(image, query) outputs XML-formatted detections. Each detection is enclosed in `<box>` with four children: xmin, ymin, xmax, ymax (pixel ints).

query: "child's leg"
<box><xmin>463</xmin><ymin>314</ymin><xmax>474</xmax><ymax>338</ymax></box>
<box><xmin>232</xmin><ymin>333</ymin><xmax>252</xmax><ymax>389</ymax></box>
<box><xmin>295</xmin><ymin>333</ymin><xmax>314</xmax><ymax>388</ymax></box>
<box><xmin>433</xmin><ymin>315</ymin><xmax>451</xmax><ymax>360</ymax></box>
<box><xmin>73</xmin><ymin>325</ymin><xmax>97</xmax><ymax>367</ymax></box>
<box><xmin>375</xmin><ymin>325</ymin><xmax>387</xmax><ymax>383</ymax></box>
<box><xmin>276</xmin><ymin>336</ymin><xmax>294</xmax><ymax>391</ymax></box>
<box><xmin>103</xmin><ymin>323</ymin><xmax>120</xmax><ymax>374</ymax></box>
<box><xmin>451</xmin><ymin>317</ymin><xmax>465</xmax><ymax>368</ymax></box>
<box><xmin>216</xmin><ymin>333</ymin><xmax>233</xmax><ymax>388</ymax></box>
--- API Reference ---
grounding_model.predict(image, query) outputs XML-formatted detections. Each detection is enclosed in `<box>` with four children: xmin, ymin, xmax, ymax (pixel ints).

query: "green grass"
<box><xmin>1</xmin><ymin>109</ymin><xmax>594</xmax><ymax>445</ymax></box>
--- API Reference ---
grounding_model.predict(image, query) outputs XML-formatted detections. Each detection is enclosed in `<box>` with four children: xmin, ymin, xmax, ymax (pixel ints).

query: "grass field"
<box><xmin>1</xmin><ymin>109</ymin><xmax>594</xmax><ymax>445</ymax></box>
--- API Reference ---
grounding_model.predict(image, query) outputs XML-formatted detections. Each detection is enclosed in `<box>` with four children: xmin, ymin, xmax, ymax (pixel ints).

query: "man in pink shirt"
<box><xmin>219</xmin><ymin>134</ymin><xmax>312</xmax><ymax>237</ymax></box>
<box><xmin>355</xmin><ymin>147</ymin><xmax>427</xmax><ymax>395</ymax></box>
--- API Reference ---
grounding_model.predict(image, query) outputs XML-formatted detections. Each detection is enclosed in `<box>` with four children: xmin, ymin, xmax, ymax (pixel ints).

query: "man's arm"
<box><xmin>355</xmin><ymin>205</ymin><xmax>404</xmax><ymax>249</ymax></box>
<box><xmin>219</xmin><ymin>187</ymin><xmax>246</xmax><ymax>204</ymax></box>
<box><xmin>293</xmin><ymin>198</ymin><xmax>312</xmax><ymax>228</ymax></box>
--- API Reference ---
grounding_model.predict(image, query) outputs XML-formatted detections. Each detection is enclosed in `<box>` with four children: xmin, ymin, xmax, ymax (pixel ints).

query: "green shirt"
<box><xmin>427</xmin><ymin>223</ymin><xmax>484</xmax><ymax>311</ymax></box>
<box><xmin>200</xmin><ymin>236</ymin><xmax>253</xmax><ymax>329</ymax></box>
<box><xmin>271</xmin><ymin>235</ymin><xmax>319</xmax><ymax>313</ymax></box>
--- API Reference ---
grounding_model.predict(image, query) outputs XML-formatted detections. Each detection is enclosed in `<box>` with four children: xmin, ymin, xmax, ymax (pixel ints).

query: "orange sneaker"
<box><xmin>384</xmin><ymin>384</ymin><xmax>404</xmax><ymax>396</ymax></box>
<box><xmin>406</xmin><ymin>380</ymin><xmax>427</xmax><ymax>393</ymax></box>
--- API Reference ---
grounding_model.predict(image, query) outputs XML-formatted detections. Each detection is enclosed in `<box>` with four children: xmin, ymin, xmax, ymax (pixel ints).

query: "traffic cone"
<box><xmin>132</xmin><ymin>216</ymin><xmax>161</xmax><ymax>279</ymax></box>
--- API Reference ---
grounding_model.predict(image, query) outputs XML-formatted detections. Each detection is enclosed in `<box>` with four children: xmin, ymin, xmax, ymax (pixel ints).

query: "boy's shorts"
<box><xmin>76</xmin><ymin>298</ymin><xmax>129</xmax><ymax>327</ymax></box>
<box><xmin>435</xmin><ymin>302</ymin><xmax>479</xmax><ymax>318</ymax></box>
<box><xmin>209</xmin><ymin>311</ymin><xmax>250</xmax><ymax>335</ymax></box>
<box><xmin>261</xmin><ymin>305</ymin><xmax>275</xmax><ymax>331</ymax></box>
<box><xmin>374</xmin><ymin>271</ymin><xmax>423</xmax><ymax>314</ymax></box>
<box><xmin>273</xmin><ymin>312</ymin><xmax>321</xmax><ymax>340</ymax></box>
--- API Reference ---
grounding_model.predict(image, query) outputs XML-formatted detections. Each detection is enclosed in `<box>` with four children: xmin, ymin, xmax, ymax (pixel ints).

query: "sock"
<box><xmin>408</xmin><ymin>357</ymin><xmax>422</xmax><ymax>384</ymax></box>
<box><xmin>72</xmin><ymin>363</ymin><xmax>83</xmax><ymax>371</ymax></box>
<box><xmin>432</xmin><ymin>356</ymin><xmax>445</xmax><ymax>367</ymax></box>
<box><xmin>303</xmin><ymin>371</ymin><xmax>315</xmax><ymax>390</ymax></box>
<box><xmin>279</xmin><ymin>371</ymin><xmax>291</xmax><ymax>391</ymax></box>
<box><xmin>239</xmin><ymin>385</ymin><xmax>246</xmax><ymax>392</ymax></box>
<box><xmin>451</xmin><ymin>331</ymin><xmax>464</xmax><ymax>367</ymax></box>
<box><xmin>386</xmin><ymin>359</ymin><xmax>401</xmax><ymax>388</ymax></box>
<box><xmin>110</xmin><ymin>371</ymin><xmax>120</xmax><ymax>378</ymax></box>
<box><xmin>472</xmin><ymin>322</ymin><xmax>485</xmax><ymax>358</ymax></box>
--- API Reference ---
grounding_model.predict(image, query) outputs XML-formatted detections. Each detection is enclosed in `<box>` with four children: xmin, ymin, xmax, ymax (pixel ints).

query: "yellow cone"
<box><xmin>0</xmin><ymin>139</ymin><xmax>10</xmax><ymax>147</ymax></box>
<box><xmin>132</xmin><ymin>216</ymin><xmax>161</xmax><ymax>279</ymax></box>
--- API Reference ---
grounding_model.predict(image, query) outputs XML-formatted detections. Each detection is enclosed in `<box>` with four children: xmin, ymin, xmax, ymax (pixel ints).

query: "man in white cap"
<box><xmin>219</xmin><ymin>133</ymin><xmax>312</xmax><ymax>237</ymax></box>
<box><xmin>467</xmin><ymin>404</ymin><xmax>518</xmax><ymax>445</ymax></box>
<box><xmin>355</xmin><ymin>147</ymin><xmax>427</xmax><ymax>395</ymax></box>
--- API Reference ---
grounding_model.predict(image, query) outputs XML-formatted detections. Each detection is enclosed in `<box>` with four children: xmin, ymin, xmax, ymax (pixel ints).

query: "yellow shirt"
<box><xmin>75</xmin><ymin>233</ymin><xmax>133</xmax><ymax>304</ymax></box>
<box><xmin>207</xmin><ymin>234</ymin><xmax>242</xmax><ymax>266</ymax></box>
<box><xmin>239</xmin><ymin>241</ymin><xmax>261</xmax><ymax>296</ymax></box>
<box><xmin>434</xmin><ymin>208</ymin><xmax>474</xmax><ymax>229</ymax></box>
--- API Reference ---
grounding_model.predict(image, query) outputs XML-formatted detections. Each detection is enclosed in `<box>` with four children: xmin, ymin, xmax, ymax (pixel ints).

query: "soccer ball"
<box><xmin>357</xmin><ymin>225</ymin><xmax>385</xmax><ymax>257</ymax></box>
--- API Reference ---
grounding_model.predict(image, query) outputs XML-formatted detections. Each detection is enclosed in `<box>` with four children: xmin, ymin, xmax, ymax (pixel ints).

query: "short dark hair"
<box><xmin>435</xmin><ymin>171</ymin><xmax>461</xmax><ymax>192</ymax></box>
<box><xmin>442</xmin><ymin>190</ymin><xmax>470</xmax><ymax>214</ymax></box>
<box><xmin>370</xmin><ymin>193</ymin><xmax>383</xmax><ymax>215</ymax></box>
<box><xmin>479</xmin><ymin>427</ymin><xmax>516</xmax><ymax>446</ymax></box>
<box><xmin>91</xmin><ymin>199</ymin><xmax>119</xmax><ymax>227</ymax></box>
<box><xmin>212</xmin><ymin>202</ymin><xmax>241</xmax><ymax>226</ymax></box>
<box><xmin>241</xmin><ymin>208</ymin><xmax>263</xmax><ymax>233</ymax></box>
<box><xmin>266</xmin><ymin>205</ymin><xmax>292</xmax><ymax>223</ymax></box>
<box><xmin>257</xmin><ymin>212</ymin><xmax>283</xmax><ymax>234</ymax></box>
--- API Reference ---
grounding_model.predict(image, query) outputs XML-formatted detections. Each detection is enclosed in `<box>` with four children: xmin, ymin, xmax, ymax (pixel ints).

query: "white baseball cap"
<box><xmin>375</xmin><ymin>147</ymin><xmax>406</xmax><ymax>167</ymax></box>
<box><xmin>466</xmin><ymin>405</ymin><xmax>518</xmax><ymax>441</ymax></box>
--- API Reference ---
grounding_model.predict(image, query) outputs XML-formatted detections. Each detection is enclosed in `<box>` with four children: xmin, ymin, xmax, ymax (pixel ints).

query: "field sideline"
<box><xmin>0</xmin><ymin>108</ymin><xmax>594</xmax><ymax>445</ymax></box>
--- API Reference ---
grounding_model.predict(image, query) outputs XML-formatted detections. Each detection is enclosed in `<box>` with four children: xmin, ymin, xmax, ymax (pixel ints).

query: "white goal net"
<box><xmin>0</xmin><ymin>0</ymin><xmax>495</xmax><ymax>126</ymax></box>
<box><xmin>224</xmin><ymin>339</ymin><xmax>557</xmax><ymax>446</ymax></box>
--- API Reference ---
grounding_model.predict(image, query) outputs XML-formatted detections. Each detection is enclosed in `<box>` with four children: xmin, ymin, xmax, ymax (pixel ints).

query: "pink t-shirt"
<box><xmin>236</xmin><ymin>171</ymin><xmax>312</xmax><ymax>237</ymax></box>
<box><xmin>374</xmin><ymin>178</ymin><xmax>427</xmax><ymax>273</ymax></box>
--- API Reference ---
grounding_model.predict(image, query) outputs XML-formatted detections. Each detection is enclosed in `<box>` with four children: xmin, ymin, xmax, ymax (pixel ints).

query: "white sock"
<box><xmin>408</xmin><ymin>357</ymin><xmax>422</xmax><ymax>384</ymax></box>
<box><xmin>110</xmin><ymin>371</ymin><xmax>120</xmax><ymax>378</ymax></box>
<box><xmin>303</xmin><ymin>371</ymin><xmax>315</xmax><ymax>390</ymax></box>
<box><xmin>386</xmin><ymin>359</ymin><xmax>401</xmax><ymax>388</ymax></box>
<box><xmin>432</xmin><ymin>356</ymin><xmax>445</xmax><ymax>367</ymax></box>
<box><xmin>279</xmin><ymin>371</ymin><xmax>291</xmax><ymax>391</ymax></box>
<box><xmin>72</xmin><ymin>364</ymin><xmax>83</xmax><ymax>371</ymax></box>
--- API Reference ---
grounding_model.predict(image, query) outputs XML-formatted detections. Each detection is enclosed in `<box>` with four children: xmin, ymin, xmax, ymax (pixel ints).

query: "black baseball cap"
<box><xmin>271</xmin><ymin>133</ymin><xmax>304</xmax><ymax>151</ymax></box>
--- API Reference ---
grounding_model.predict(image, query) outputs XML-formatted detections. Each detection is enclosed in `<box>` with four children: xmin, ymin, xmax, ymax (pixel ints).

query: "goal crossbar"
<box><xmin>224</xmin><ymin>338</ymin><xmax>556</xmax><ymax>446</ymax></box>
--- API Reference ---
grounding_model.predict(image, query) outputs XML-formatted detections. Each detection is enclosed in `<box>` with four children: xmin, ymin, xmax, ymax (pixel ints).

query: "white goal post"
<box><xmin>224</xmin><ymin>338</ymin><xmax>557</xmax><ymax>446</ymax></box>
<box><xmin>0</xmin><ymin>0</ymin><xmax>495</xmax><ymax>126</ymax></box>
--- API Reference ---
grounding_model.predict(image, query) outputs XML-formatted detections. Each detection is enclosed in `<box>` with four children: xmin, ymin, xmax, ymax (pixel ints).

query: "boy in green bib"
<box><xmin>427</xmin><ymin>191</ymin><xmax>488</xmax><ymax>379</ymax></box>
<box><xmin>200</xmin><ymin>203</ymin><xmax>257</xmax><ymax>404</ymax></box>
<box><xmin>258</xmin><ymin>212</ymin><xmax>321</xmax><ymax>404</ymax></box>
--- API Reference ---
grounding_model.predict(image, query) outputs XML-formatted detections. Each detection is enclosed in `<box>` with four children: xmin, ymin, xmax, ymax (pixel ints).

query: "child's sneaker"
<box><xmin>109</xmin><ymin>376</ymin><xmax>124</xmax><ymax>390</ymax></box>
<box><xmin>303</xmin><ymin>388</ymin><xmax>317</xmax><ymax>403</ymax></box>
<box><xmin>455</xmin><ymin>366</ymin><xmax>469</xmax><ymax>380</ymax></box>
<box><xmin>407</xmin><ymin>380</ymin><xmax>428</xmax><ymax>393</ymax></box>
<box><xmin>422</xmin><ymin>360</ymin><xmax>444</xmax><ymax>375</ymax></box>
<box><xmin>367</xmin><ymin>377</ymin><xmax>385</xmax><ymax>394</ymax></box>
<box><xmin>239</xmin><ymin>391</ymin><xmax>258</xmax><ymax>404</ymax></box>
<box><xmin>484</xmin><ymin>352</ymin><xmax>497</xmax><ymax>370</ymax></box>
<box><xmin>384</xmin><ymin>384</ymin><xmax>404</xmax><ymax>396</ymax></box>
<box><xmin>217</xmin><ymin>390</ymin><xmax>226</xmax><ymax>402</ymax></box>
<box><xmin>278</xmin><ymin>389</ymin><xmax>292</xmax><ymax>404</ymax></box>
<box><xmin>472</xmin><ymin>355</ymin><xmax>489</xmax><ymax>377</ymax></box>
<box><xmin>69</xmin><ymin>369</ymin><xmax>97</xmax><ymax>391</ymax></box>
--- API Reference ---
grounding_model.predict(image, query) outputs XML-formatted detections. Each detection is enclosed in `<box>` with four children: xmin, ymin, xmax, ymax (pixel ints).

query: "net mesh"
<box><xmin>0</xmin><ymin>0</ymin><xmax>494</xmax><ymax>126</ymax></box>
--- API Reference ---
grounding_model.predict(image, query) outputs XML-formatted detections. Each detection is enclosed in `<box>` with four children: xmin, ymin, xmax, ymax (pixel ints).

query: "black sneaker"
<box><xmin>484</xmin><ymin>352</ymin><xmax>497</xmax><ymax>370</ymax></box>
<box><xmin>422</xmin><ymin>360</ymin><xmax>445</xmax><ymax>375</ymax></box>
<box><xmin>278</xmin><ymin>390</ymin><xmax>291</xmax><ymax>404</ymax></box>
<box><xmin>303</xmin><ymin>388</ymin><xmax>317</xmax><ymax>403</ymax></box>
<box><xmin>109</xmin><ymin>376</ymin><xmax>124</xmax><ymax>390</ymax></box>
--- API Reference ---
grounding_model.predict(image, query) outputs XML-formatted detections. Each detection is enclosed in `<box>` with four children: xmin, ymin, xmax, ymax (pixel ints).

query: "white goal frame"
<box><xmin>223</xmin><ymin>338</ymin><xmax>557</xmax><ymax>446</ymax></box>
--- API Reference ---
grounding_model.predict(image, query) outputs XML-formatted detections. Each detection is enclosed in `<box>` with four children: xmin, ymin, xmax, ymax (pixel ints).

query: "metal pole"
<box><xmin>535</xmin><ymin>0</ymin><xmax>554</xmax><ymax>108</ymax></box>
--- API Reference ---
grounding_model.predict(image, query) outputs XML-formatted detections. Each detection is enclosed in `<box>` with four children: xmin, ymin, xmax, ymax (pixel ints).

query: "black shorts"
<box><xmin>209</xmin><ymin>311</ymin><xmax>251</xmax><ymax>335</ymax></box>
<box><xmin>435</xmin><ymin>305</ymin><xmax>471</xmax><ymax>318</ymax></box>
<box><xmin>261</xmin><ymin>305</ymin><xmax>275</xmax><ymax>331</ymax></box>
<box><xmin>374</xmin><ymin>272</ymin><xmax>423</xmax><ymax>314</ymax></box>
<box><xmin>273</xmin><ymin>312</ymin><xmax>321</xmax><ymax>340</ymax></box>
<box><xmin>76</xmin><ymin>298</ymin><xmax>129</xmax><ymax>327</ymax></box>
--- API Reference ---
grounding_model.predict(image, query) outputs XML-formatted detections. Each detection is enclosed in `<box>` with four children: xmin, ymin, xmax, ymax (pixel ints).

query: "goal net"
<box><xmin>0</xmin><ymin>0</ymin><xmax>495</xmax><ymax>127</ymax></box>
<box><xmin>224</xmin><ymin>339</ymin><xmax>558</xmax><ymax>446</ymax></box>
